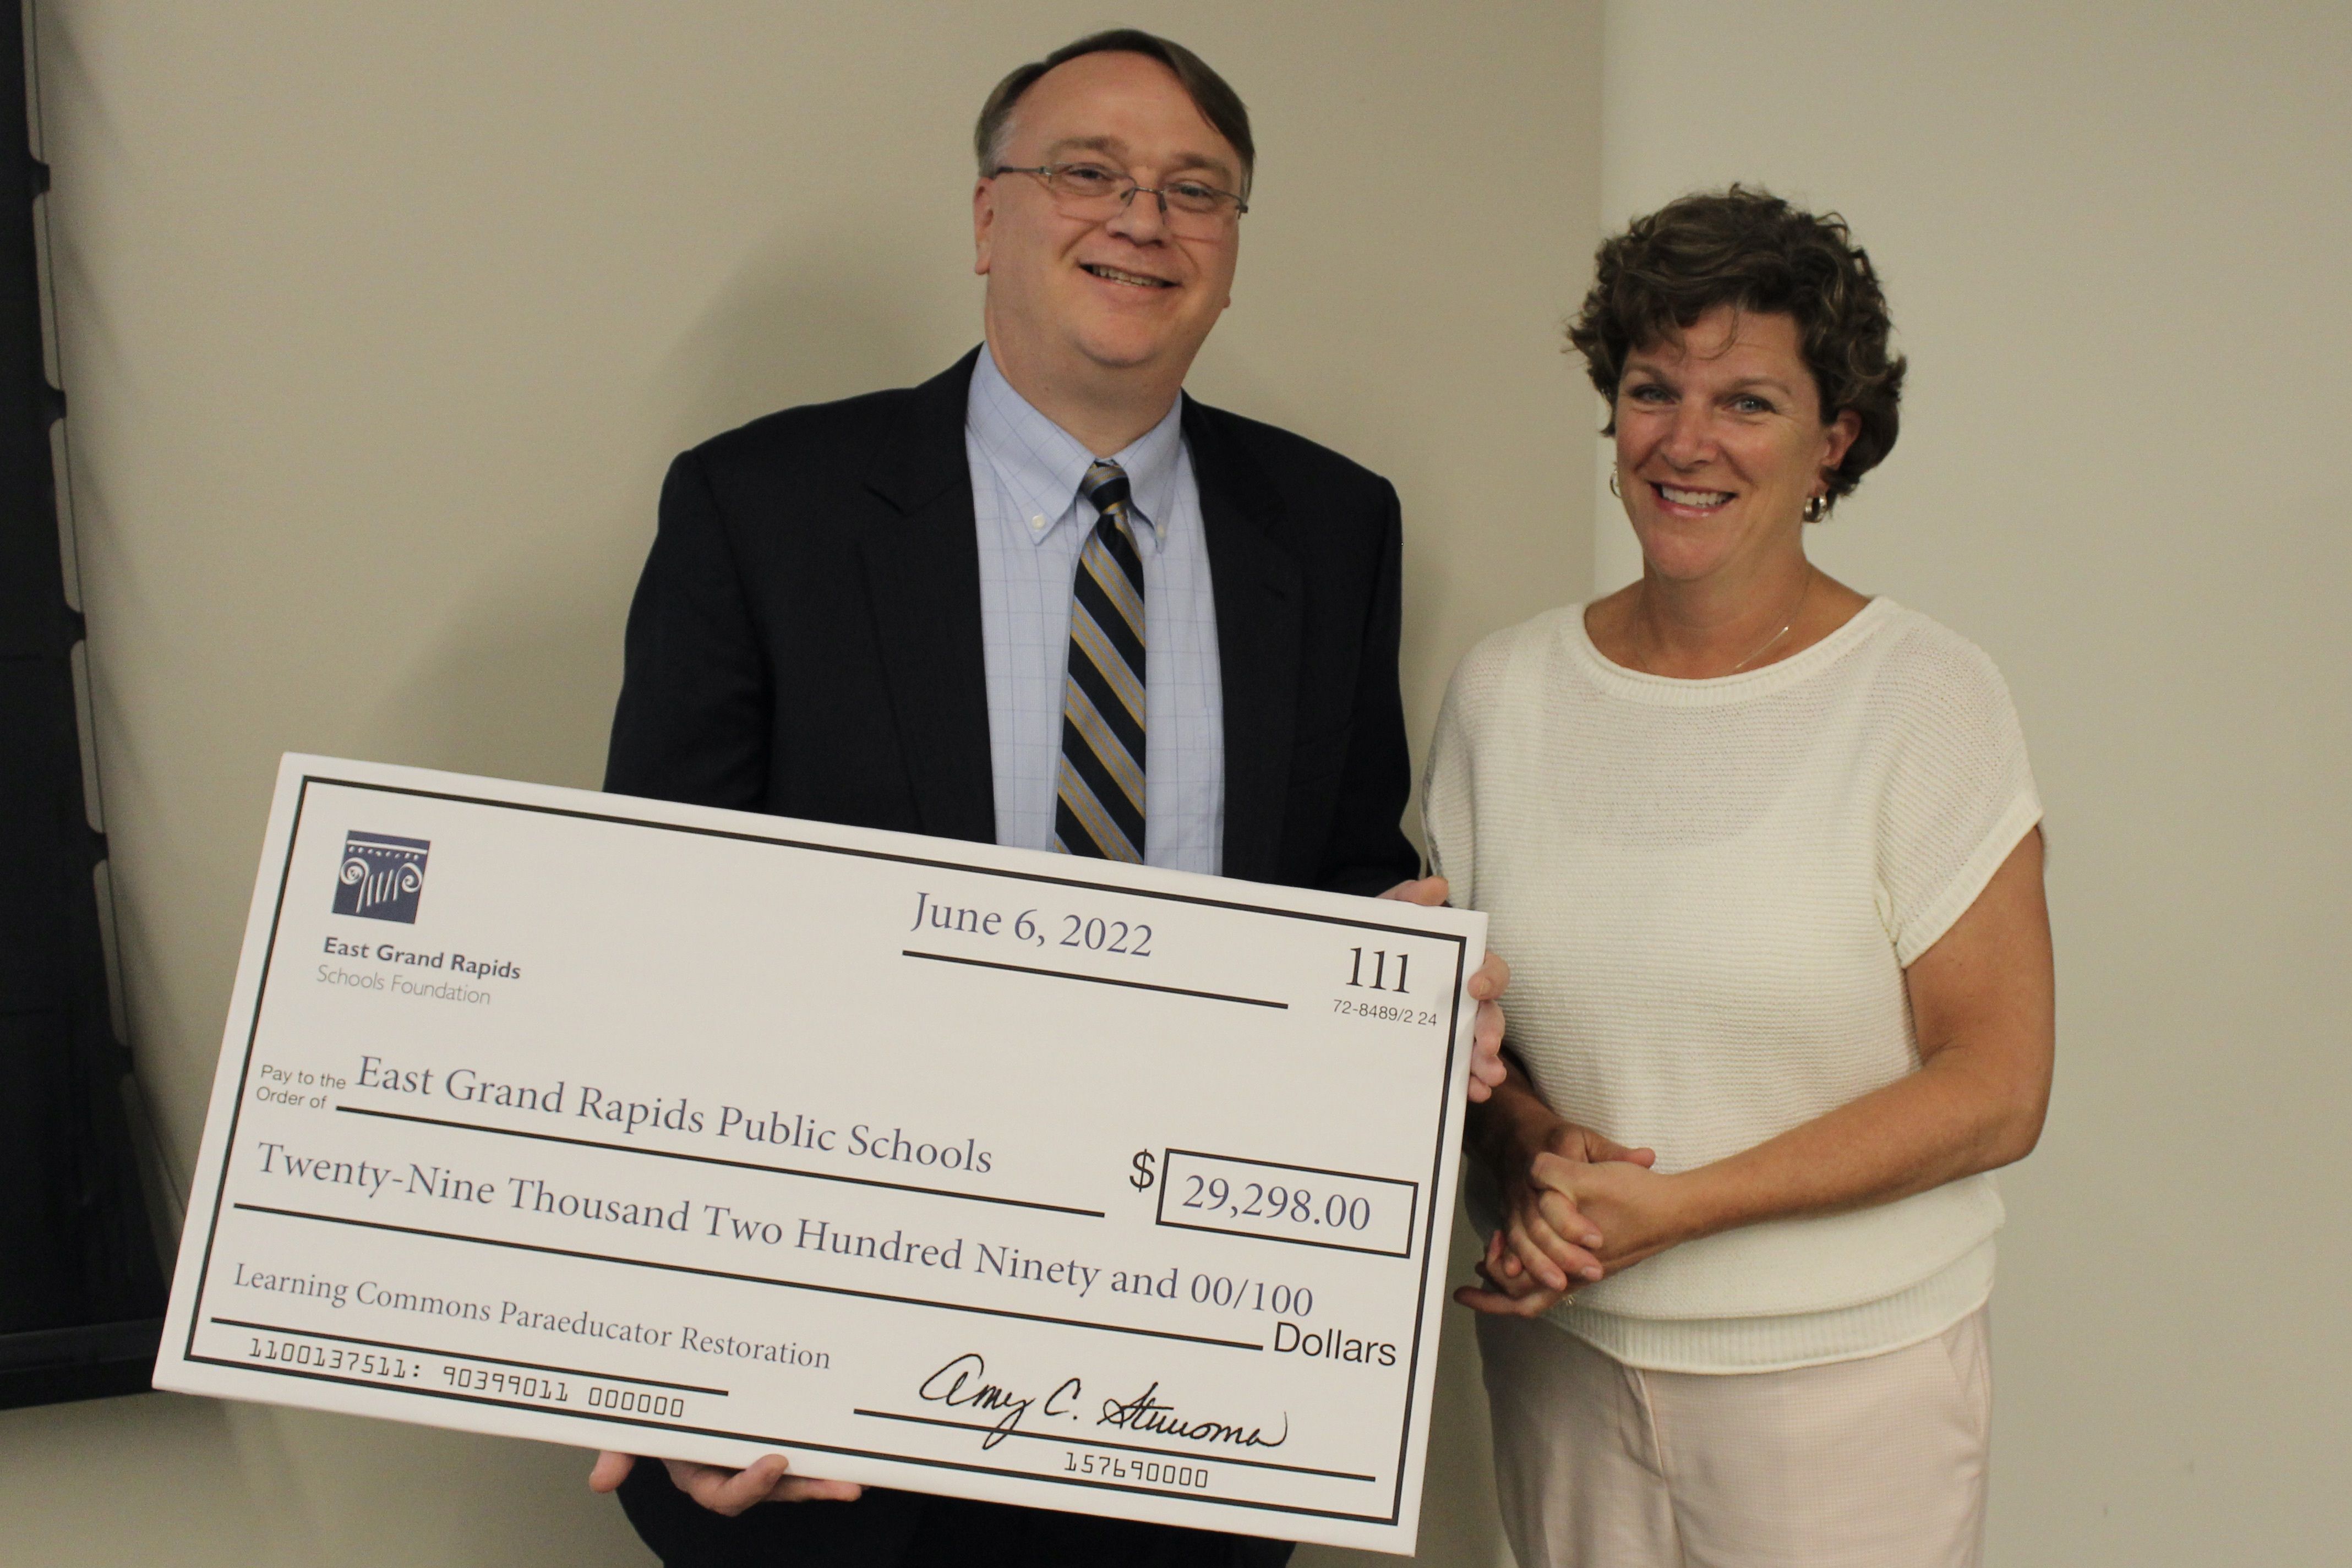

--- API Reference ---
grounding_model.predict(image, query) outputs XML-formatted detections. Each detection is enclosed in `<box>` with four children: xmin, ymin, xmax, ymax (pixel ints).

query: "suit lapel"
<box><xmin>1186</xmin><ymin>400</ymin><xmax>1302</xmax><ymax>884</ymax></box>
<box><xmin>858</xmin><ymin>349</ymin><xmax>996</xmax><ymax>845</ymax></box>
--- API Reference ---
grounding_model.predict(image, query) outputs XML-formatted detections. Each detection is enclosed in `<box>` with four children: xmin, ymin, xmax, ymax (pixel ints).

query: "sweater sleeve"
<box><xmin>1875</xmin><ymin>630</ymin><xmax>2044</xmax><ymax>966</ymax></box>
<box><xmin>1422</xmin><ymin>631</ymin><xmax>1507</xmax><ymax>911</ymax></box>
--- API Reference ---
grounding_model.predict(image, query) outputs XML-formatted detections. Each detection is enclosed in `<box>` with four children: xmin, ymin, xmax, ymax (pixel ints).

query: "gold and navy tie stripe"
<box><xmin>1054</xmin><ymin>461</ymin><xmax>1145</xmax><ymax>862</ymax></box>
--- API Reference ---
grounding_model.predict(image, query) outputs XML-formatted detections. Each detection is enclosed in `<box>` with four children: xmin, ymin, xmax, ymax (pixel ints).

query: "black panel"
<box><xmin>0</xmin><ymin>0</ymin><xmax>167</xmax><ymax>1409</ymax></box>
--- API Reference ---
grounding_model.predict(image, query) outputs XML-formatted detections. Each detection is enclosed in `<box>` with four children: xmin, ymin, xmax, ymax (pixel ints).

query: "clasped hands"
<box><xmin>1454</xmin><ymin>1110</ymin><xmax>1690</xmax><ymax>1317</ymax></box>
<box><xmin>586</xmin><ymin>875</ymin><xmax>1511</xmax><ymax>1514</ymax></box>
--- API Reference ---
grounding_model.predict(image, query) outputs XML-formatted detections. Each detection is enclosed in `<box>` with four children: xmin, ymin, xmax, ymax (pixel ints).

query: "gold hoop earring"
<box><xmin>1608</xmin><ymin>469</ymin><xmax>1622</xmax><ymax>498</ymax></box>
<box><xmin>1803</xmin><ymin>492</ymin><xmax>1829</xmax><ymax>522</ymax></box>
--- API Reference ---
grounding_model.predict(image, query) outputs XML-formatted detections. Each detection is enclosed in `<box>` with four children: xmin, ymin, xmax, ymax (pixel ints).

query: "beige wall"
<box><xmin>1</xmin><ymin>3</ymin><xmax>1598</xmax><ymax>1565</ymax></box>
<box><xmin>1595</xmin><ymin>3</ymin><xmax>2352</xmax><ymax>1564</ymax></box>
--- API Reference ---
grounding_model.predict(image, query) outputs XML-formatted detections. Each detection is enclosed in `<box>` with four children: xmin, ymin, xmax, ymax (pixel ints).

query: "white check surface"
<box><xmin>156</xmin><ymin>756</ymin><xmax>1483</xmax><ymax>1552</ymax></box>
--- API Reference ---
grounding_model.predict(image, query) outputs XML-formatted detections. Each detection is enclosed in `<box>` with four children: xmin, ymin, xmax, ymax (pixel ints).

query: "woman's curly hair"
<box><xmin>1568</xmin><ymin>185</ymin><xmax>1906</xmax><ymax>511</ymax></box>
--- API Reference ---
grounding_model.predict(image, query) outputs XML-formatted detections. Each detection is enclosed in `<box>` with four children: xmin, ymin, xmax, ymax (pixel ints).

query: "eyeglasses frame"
<box><xmin>988</xmin><ymin>161</ymin><xmax>1250</xmax><ymax>227</ymax></box>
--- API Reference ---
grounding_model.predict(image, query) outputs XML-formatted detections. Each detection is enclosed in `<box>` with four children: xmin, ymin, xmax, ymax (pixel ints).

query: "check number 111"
<box><xmin>1345</xmin><ymin>947</ymin><xmax>1410</xmax><ymax>993</ymax></box>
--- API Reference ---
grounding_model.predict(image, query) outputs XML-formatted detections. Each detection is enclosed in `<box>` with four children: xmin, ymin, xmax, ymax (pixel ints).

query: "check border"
<box><xmin>179</xmin><ymin>771</ymin><xmax>1472</xmax><ymax>1530</ymax></box>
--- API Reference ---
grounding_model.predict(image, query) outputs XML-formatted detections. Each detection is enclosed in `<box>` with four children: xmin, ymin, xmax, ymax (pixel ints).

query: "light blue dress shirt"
<box><xmin>965</xmin><ymin>346</ymin><xmax>1225</xmax><ymax>873</ymax></box>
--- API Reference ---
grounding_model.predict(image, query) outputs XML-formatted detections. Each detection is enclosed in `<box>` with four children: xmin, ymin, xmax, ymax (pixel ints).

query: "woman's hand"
<box><xmin>587</xmin><ymin>1451</ymin><xmax>863</xmax><ymax>1514</ymax></box>
<box><xmin>1527</xmin><ymin>1157</ymin><xmax>1699</xmax><ymax>1278</ymax></box>
<box><xmin>1458</xmin><ymin>1227</ymin><xmax>1569</xmax><ymax>1316</ymax></box>
<box><xmin>1457</xmin><ymin>1145</ymin><xmax>1688</xmax><ymax>1317</ymax></box>
<box><xmin>1457</xmin><ymin>1075</ymin><xmax>1657</xmax><ymax>1316</ymax></box>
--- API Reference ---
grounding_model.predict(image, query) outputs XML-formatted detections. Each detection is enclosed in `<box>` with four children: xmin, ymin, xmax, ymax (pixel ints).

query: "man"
<box><xmin>589</xmin><ymin>29</ymin><xmax>1504</xmax><ymax>1567</ymax></box>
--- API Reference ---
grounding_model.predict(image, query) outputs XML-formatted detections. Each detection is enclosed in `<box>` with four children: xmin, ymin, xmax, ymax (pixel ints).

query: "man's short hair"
<box><xmin>974</xmin><ymin>29</ymin><xmax>1255</xmax><ymax>196</ymax></box>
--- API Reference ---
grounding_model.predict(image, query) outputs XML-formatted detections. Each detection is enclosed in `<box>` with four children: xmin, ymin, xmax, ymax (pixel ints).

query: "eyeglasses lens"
<box><xmin>1042</xmin><ymin>167</ymin><xmax>1238</xmax><ymax>237</ymax></box>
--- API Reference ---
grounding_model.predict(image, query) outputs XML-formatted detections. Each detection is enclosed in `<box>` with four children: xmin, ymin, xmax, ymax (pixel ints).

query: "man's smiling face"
<box><xmin>974</xmin><ymin>50</ymin><xmax>1242</xmax><ymax>395</ymax></box>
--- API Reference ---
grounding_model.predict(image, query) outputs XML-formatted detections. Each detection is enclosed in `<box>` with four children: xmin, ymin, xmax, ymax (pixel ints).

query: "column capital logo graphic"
<box><xmin>333</xmin><ymin>832</ymin><xmax>429</xmax><ymax>923</ymax></box>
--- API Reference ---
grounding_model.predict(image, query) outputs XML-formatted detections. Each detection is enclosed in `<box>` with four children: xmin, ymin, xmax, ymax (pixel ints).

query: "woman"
<box><xmin>1428</xmin><ymin>187</ymin><xmax>2053</xmax><ymax>1567</ymax></box>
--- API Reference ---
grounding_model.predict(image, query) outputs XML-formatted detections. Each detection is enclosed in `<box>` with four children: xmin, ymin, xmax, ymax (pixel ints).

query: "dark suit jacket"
<box><xmin>607</xmin><ymin>347</ymin><xmax>1416</xmax><ymax>894</ymax></box>
<box><xmin>602</xmin><ymin>349</ymin><xmax>1416</xmax><ymax>1566</ymax></box>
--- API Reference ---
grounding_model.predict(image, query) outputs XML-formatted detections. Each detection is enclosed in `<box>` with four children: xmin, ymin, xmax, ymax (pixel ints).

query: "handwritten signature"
<box><xmin>918</xmin><ymin>1352</ymin><xmax>1080</xmax><ymax>1449</ymax></box>
<box><xmin>1096</xmin><ymin>1381</ymin><xmax>1288</xmax><ymax>1449</ymax></box>
<box><xmin>915</xmin><ymin>1353</ymin><xmax>1287</xmax><ymax>1452</ymax></box>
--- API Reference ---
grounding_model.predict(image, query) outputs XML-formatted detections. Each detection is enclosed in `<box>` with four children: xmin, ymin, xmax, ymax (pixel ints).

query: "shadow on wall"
<box><xmin>648</xmin><ymin>226</ymin><xmax>963</xmax><ymax>458</ymax></box>
<box><xmin>370</xmin><ymin>226</ymin><xmax>970</xmax><ymax>793</ymax></box>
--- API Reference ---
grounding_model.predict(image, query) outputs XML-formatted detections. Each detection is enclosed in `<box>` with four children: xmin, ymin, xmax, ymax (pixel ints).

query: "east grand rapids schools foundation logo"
<box><xmin>332</xmin><ymin>832</ymin><xmax>429</xmax><ymax>923</ymax></box>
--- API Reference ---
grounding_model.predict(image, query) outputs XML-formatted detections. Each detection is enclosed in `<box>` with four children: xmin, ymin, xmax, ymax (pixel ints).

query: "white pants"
<box><xmin>1476</xmin><ymin>1306</ymin><xmax>1991</xmax><ymax>1568</ymax></box>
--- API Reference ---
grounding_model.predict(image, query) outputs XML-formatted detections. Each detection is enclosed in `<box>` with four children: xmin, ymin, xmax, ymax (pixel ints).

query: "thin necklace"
<box><xmin>1629</xmin><ymin>569</ymin><xmax>1814</xmax><ymax>676</ymax></box>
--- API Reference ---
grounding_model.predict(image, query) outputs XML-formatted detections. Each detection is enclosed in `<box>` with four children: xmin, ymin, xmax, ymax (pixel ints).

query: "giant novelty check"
<box><xmin>155</xmin><ymin>756</ymin><xmax>1484</xmax><ymax>1552</ymax></box>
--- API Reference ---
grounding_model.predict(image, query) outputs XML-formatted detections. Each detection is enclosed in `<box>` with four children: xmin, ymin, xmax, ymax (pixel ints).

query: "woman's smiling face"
<box><xmin>1613</xmin><ymin>305</ymin><xmax>1859</xmax><ymax>583</ymax></box>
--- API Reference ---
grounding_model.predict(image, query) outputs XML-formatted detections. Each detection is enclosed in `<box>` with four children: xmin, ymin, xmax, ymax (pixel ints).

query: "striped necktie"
<box><xmin>1053</xmin><ymin>460</ymin><xmax>1145</xmax><ymax>862</ymax></box>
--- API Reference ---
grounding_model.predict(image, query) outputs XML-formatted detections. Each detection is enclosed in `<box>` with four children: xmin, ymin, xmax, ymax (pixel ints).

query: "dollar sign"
<box><xmin>1128</xmin><ymin>1150</ymin><xmax>1156</xmax><ymax>1191</ymax></box>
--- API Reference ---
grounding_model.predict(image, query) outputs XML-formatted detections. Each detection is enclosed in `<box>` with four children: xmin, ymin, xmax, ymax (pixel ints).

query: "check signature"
<box><xmin>1096</xmin><ymin>1381</ymin><xmax>1289</xmax><ymax>1449</ymax></box>
<box><xmin>914</xmin><ymin>1352</ymin><xmax>1289</xmax><ymax>1453</ymax></box>
<box><xmin>918</xmin><ymin>1352</ymin><xmax>1080</xmax><ymax>1449</ymax></box>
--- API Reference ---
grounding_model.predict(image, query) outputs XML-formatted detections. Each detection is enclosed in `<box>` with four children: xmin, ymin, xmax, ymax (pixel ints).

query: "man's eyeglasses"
<box><xmin>991</xmin><ymin>161</ymin><xmax>1248</xmax><ymax>238</ymax></box>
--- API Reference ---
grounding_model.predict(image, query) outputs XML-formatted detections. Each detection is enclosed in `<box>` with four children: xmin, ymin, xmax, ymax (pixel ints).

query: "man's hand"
<box><xmin>1380</xmin><ymin>875</ymin><xmax>1507</xmax><ymax>1101</ymax></box>
<box><xmin>588</xmin><ymin>1451</ymin><xmax>863</xmax><ymax>1514</ymax></box>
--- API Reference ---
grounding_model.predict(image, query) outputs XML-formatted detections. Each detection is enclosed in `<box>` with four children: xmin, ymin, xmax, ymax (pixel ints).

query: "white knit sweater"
<box><xmin>1426</xmin><ymin>599</ymin><xmax>2042</xmax><ymax>1372</ymax></box>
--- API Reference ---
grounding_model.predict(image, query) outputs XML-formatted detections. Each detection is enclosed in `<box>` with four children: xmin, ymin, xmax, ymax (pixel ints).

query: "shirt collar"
<box><xmin>967</xmin><ymin>343</ymin><xmax>1185</xmax><ymax>546</ymax></box>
